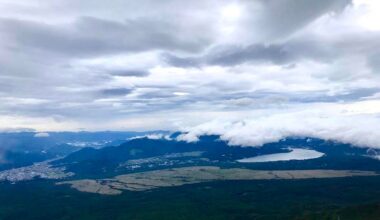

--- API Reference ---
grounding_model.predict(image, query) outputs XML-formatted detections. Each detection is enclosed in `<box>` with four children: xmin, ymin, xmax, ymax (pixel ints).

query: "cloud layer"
<box><xmin>0</xmin><ymin>0</ymin><xmax>380</xmax><ymax>148</ymax></box>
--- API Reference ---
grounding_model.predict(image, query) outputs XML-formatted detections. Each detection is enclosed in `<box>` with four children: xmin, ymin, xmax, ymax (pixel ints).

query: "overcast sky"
<box><xmin>1</xmin><ymin>0</ymin><xmax>380</xmax><ymax>146</ymax></box>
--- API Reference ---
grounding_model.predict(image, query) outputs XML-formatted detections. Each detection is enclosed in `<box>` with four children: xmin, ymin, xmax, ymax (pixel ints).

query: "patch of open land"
<box><xmin>57</xmin><ymin>166</ymin><xmax>378</xmax><ymax>195</ymax></box>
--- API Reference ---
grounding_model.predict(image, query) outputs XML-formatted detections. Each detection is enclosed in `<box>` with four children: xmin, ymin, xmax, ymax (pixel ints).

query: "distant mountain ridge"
<box><xmin>0</xmin><ymin>131</ymin><xmax>159</xmax><ymax>171</ymax></box>
<box><xmin>52</xmin><ymin>134</ymin><xmax>380</xmax><ymax>178</ymax></box>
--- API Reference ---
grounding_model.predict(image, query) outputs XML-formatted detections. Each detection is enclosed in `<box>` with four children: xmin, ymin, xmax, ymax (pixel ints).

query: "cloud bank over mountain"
<box><xmin>178</xmin><ymin>101</ymin><xmax>380</xmax><ymax>148</ymax></box>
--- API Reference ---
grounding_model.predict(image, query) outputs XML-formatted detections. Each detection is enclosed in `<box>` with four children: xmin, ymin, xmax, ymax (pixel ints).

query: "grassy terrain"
<box><xmin>1</xmin><ymin>176</ymin><xmax>380</xmax><ymax>219</ymax></box>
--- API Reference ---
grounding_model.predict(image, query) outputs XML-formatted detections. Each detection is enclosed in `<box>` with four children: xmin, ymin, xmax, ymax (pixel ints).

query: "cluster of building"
<box><xmin>0</xmin><ymin>161</ymin><xmax>73</xmax><ymax>182</ymax></box>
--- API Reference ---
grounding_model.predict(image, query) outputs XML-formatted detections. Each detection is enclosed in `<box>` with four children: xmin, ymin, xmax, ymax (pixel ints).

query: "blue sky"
<box><xmin>1</xmin><ymin>0</ymin><xmax>380</xmax><ymax>147</ymax></box>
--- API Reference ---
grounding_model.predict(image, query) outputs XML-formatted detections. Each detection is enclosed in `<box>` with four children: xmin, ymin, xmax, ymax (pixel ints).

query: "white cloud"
<box><xmin>353</xmin><ymin>0</ymin><xmax>380</xmax><ymax>31</ymax></box>
<box><xmin>178</xmin><ymin>101</ymin><xmax>380</xmax><ymax>148</ymax></box>
<box><xmin>129</xmin><ymin>133</ymin><xmax>172</xmax><ymax>141</ymax></box>
<box><xmin>34</xmin><ymin>132</ymin><xmax>50</xmax><ymax>138</ymax></box>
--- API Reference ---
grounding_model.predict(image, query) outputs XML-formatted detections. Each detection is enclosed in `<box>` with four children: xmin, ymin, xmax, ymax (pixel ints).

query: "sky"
<box><xmin>1</xmin><ymin>0</ymin><xmax>380</xmax><ymax>147</ymax></box>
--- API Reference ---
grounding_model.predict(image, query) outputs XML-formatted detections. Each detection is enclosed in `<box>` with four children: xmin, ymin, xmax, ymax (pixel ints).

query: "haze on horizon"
<box><xmin>1</xmin><ymin>0</ymin><xmax>380</xmax><ymax>147</ymax></box>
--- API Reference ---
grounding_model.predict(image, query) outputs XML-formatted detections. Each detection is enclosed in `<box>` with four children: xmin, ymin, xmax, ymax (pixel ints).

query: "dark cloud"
<box><xmin>164</xmin><ymin>38</ymin><xmax>335</xmax><ymax>67</ymax></box>
<box><xmin>0</xmin><ymin>0</ymin><xmax>352</xmax><ymax>63</ymax></box>
<box><xmin>289</xmin><ymin>88</ymin><xmax>380</xmax><ymax>103</ymax></box>
<box><xmin>207</xmin><ymin>44</ymin><xmax>291</xmax><ymax>66</ymax></box>
<box><xmin>163</xmin><ymin>54</ymin><xmax>199</xmax><ymax>68</ymax></box>
<box><xmin>108</xmin><ymin>69</ymin><xmax>150</xmax><ymax>77</ymax></box>
<box><xmin>164</xmin><ymin>29</ymin><xmax>380</xmax><ymax>68</ymax></box>
<box><xmin>0</xmin><ymin>16</ymin><xmax>211</xmax><ymax>59</ymax></box>
<box><xmin>368</xmin><ymin>53</ymin><xmax>380</xmax><ymax>74</ymax></box>
<box><xmin>163</xmin><ymin>44</ymin><xmax>291</xmax><ymax>67</ymax></box>
<box><xmin>252</xmin><ymin>0</ymin><xmax>352</xmax><ymax>40</ymax></box>
<box><xmin>100</xmin><ymin>88</ymin><xmax>133</xmax><ymax>96</ymax></box>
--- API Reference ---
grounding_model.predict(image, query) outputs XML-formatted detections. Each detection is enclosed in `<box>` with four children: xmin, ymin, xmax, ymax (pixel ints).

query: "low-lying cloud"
<box><xmin>178</xmin><ymin>101</ymin><xmax>380</xmax><ymax>148</ymax></box>
<box><xmin>34</xmin><ymin>132</ymin><xmax>50</xmax><ymax>138</ymax></box>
